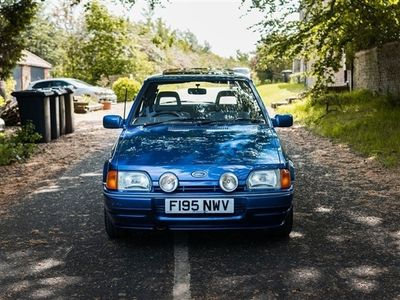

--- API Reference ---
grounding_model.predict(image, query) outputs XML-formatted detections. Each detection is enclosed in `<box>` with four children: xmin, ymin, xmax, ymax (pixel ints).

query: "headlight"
<box><xmin>247</xmin><ymin>170</ymin><xmax>280</xmax><ymax>189</ymax></box>
<box><xmin>159</xmin><ymin>172</ymin><xmax>179</xmax><ymax>193</ymax></box>
<box><xmin>118</xmin><ymin>171</ymin><xmax>151</xmax><ymax>191</ymax></box>
<box><xmin>219</xmin><ymin>172</ymin><xmax>238</xmax><ymax>192</ymax></box>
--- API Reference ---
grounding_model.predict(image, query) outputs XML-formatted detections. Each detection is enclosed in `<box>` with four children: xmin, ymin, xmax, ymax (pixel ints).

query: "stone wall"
<box><xmin>353</xmin><ymin>42</ymin><xmax>400</xmax><ymax>95</ymax></box>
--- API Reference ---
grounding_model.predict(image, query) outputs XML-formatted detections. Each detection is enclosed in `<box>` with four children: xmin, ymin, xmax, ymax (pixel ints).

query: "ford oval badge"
<box><xmin>192</xmin><ymin>171</ymin><xmax>207</xmax><ymax>178</ymax></box>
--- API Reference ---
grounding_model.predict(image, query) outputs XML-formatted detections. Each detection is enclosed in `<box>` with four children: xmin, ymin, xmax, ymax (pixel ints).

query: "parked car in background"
<box><xmin>102</xmin><ymin>68</ymin><xmax>295</xmax><ymax>239</ymax></box>
<box><xmin>28</xmin><ymin>78</ymin><xmax>117</xmax><ymax>103</ymax></box>
<box><xmin>232</xmin><ymin>67</ymin><xmax>251</xmax><ymax>79</ymax></box>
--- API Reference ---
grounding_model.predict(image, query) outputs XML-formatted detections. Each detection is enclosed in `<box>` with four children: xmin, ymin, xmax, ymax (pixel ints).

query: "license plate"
<box><xmin>165</xmin><ymin>198</ymin><xmax>234</xmax><ymax>214</ymax></box>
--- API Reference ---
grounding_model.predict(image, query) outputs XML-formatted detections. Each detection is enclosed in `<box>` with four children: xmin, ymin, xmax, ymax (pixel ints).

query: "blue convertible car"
<box><xmin>103</xmin><ymin>69</ymin><xmax>295</xmax><ymax>238</ymax></box>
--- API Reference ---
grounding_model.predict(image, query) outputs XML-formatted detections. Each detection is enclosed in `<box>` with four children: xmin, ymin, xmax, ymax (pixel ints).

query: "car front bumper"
<box><xmin>103</xmin><ymin>189</ymin><xmax>294</xmax><ymax>231</ymax></box>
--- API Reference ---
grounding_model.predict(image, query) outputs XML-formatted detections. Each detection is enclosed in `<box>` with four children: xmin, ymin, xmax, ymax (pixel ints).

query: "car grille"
<box><xmin>153</xmin><ymin>185</ymin><xmax>246</xmax><ymax>193</ymax></box>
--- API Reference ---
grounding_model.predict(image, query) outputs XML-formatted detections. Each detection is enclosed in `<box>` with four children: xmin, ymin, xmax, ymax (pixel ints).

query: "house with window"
<box><xmin>12</xmin><ymin>50</ymin><xmax>52</xmax><ymax>91</ymax></box>
<box><xmin>293</xmin><ymin>6</ymin><xmax>351</xmax><ymax>89</ymax></box>
<box><xmin>292</xmin><ymin>56</ymin><xmax>350</xmax><ymax>89</ymax></box>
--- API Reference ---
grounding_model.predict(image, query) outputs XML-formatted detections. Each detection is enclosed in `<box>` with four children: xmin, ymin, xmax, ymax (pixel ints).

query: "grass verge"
<box><xmin>257</xmin><ymin>83</ymin><xmax>305</xmax><ymax>106</ymax></box>
<box><xmin>277</xmin><ymin>89</ymin><xmax>400</xmax><ymax>167</ymax></box>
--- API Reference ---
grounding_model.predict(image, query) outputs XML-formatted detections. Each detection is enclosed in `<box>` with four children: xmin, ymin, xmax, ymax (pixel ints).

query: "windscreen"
<box><xmin>69</xmin><ymin>79</ymin><xmax>92</xmax><ymax>88</ymax></box>
<box><xmin>132</xmin><ymin>80</ymin><xmax>265</xmax><ymax>125</ymax></box>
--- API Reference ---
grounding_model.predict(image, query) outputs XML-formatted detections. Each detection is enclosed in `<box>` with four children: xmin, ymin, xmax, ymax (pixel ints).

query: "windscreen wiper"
<box><xmin>197</xmin><ymin>118</ymin><xmax>265</xmax><ymax>125</ymax></box>
<box><xmin>141</xmin><ymin>118</ymin><xmax>265</xmax><ymax>127</ymax></box>
<box><xmin>229</xmin><ymin>118</ymin><xmax>266</xmax><ymax>124</ymax></box>
<box><xmin>141</xmin><ymin>118</ymin><xmax>206</xmax><ymax>127</ymax></box>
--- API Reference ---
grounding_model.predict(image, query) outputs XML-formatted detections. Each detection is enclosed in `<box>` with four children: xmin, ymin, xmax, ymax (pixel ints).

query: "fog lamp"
<box><xmin>219</xmin><ymin>172</ymin><xmax>238</xmax><ymax>192</ymax></box>
<box><xmin>159</xmin><ymin>172</ymin><xmax>179</xmax><ymax>193</ymax></box>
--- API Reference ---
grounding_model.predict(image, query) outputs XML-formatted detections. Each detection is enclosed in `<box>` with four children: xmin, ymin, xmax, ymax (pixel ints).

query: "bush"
<box><xmin>0</xmin><ymin>95</ymin><xmax>5</xmax><ymax>107</ymax></box>
<box><xmin>112</xmin><ymin>77</ymin><xmax>141</xmax><ymax>102</ymax></box>
<box><xmin>0</xmin><ymin>122</ymin><xmax>42</xmax><ymax>166</ymax></box>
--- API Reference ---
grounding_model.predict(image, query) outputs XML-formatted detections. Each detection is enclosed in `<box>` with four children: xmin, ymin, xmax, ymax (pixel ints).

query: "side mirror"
<box><xmin>272</xmin><ymin>114</ymin><xmax>293</xmax><ymax>127</ymax></box>
<box><xmin>103</xmin><ymin>115</ymin><xmax>124</xmax><ymax>129</ymax></box>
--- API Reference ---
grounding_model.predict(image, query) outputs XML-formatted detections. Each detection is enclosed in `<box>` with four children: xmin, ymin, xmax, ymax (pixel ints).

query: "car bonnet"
<box><xmin>114</xmin><ymin>125</ymin><xmax>284</xmax><ymax>177</ymax></box>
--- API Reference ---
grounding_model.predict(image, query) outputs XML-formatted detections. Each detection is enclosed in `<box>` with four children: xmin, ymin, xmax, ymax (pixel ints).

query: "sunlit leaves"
<box><xmin>248</xmin><ymin>0</ymin><xmax>400</xmax><ymax>90</ymax></box>
<box><xmin>0</xmin><ymin>0</ymin><xmax>40</xmax><ymax>79</ymax></box>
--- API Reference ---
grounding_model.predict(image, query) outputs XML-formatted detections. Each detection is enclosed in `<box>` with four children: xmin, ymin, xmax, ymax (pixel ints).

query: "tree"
<box><xmin>251</xmin><ymin>44</ymin><xmax>292</xmax><ymax>83</ymax></box>
<box><xmin>202</xmin><ymin>41</ymin><xmax>212</xmax><ymax>53</ymax></box>
<box><xmin>179</xmin><ymin>30</ymin><xmax>201</xmax><ymax>52</ymax></box>
<box><xmin>69</xmin><ymin>1</ymin><xmax>155</xmax><ymax>83</ymax></box>
<box><xmin>0</xmin><ymin>0</ymin><xmax>40</xmax><ymax>96</ymax></box>
<box><xmin>2</xmin><ymin>0</ymin><xmax>239</xmax><ymax>88</ymax></box>
<box><xmin>108</xmin><ymin>0</ymin><xmax>162</xmax><ymax>9</ymax></box>
<box><xmin>0</xmin><ymin>0</ymin><xmax>158</xmax><ymax>80</ymax></box>
<box><xmin>246</xmin><ymin>0</ymin><xmax>400</xmax><ymax>90</ymax></box>
<box><xmin>235</xmin><ymin>50</ymin><xmax>250</xmax><ymax>66</ymax></box>
<box><xmin>79</xmin><ymin>1</ymin><xmax>134</xmax><ymax>83</ymax></box>
<box><xmin>24</xmin><ymin>15</ymin><xmax>68</xmax><ymax>67</ymax></box>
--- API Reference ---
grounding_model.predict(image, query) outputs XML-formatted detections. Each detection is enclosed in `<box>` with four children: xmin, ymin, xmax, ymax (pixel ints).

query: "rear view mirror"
<box><xmin>188</xmin><ymin>88</ymin><xmax>207</xmax><ymax>95</ymax></box>
<box><xmin>272</xmin><ymin>114</ymin><xmax>293</xmax><ymax>127</ymax></box>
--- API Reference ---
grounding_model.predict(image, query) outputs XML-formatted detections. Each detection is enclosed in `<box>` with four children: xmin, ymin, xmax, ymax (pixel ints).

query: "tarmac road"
<box><xmin>1</xmin><ymin>125</ymin><xmax>399</xmax><ymax>299</ymax></box>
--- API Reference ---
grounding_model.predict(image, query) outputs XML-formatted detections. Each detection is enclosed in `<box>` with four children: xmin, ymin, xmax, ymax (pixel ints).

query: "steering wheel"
<box><xmin>152</xmin><ymin>111</ymin><xmax>181</xmax><ymax>117</ymax></box>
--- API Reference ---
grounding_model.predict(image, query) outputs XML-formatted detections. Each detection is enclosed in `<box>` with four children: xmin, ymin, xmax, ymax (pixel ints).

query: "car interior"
<box><xmin>133</xmin><ymin>82</ymin><xmax>262</xmax><ymax>125</ymax></box>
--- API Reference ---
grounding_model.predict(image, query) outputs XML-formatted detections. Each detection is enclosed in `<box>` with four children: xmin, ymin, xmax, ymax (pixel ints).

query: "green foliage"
<box><xmin>248</xmin><ymin>0</ymin><xmax>400</xmax><ymax>91</ymax></box>
<box><xmin>277</xmin><ymin>90</ymin><xmax>400</xmax><ymax>167</ymax></box>
<box><xmin>4</xmin><ymin>77</ymin><xmax>16</xmax><ymax>99</ymax></box>
<box><xmin>0</xmin><ymin>96</ymin><xmax>5</xmax><ymax>107</ymax></box>
<box><xmin>0</xmin><ymin>0</ymin><xmax>165</xmax><ymax>82</ymax></box>
<box><xmin>251</xmin><ymin>46</ymin><xmax>292</xmax><ymax>83</ymax></box>
<box><xmin>81</xmin><ymin>1</ymin><xmax>132</xmax><ymax>83</ymax></box>
<box><xmin>23</xmin><ymin>1</ymin><xmax>240</xmax><ymax>86</ymax></box>
<box><xmin>151</xmin><ymin>18</ymin><xmax>175</xmax><ymax>49</ymax></box>
<box><xmin>0</xmin><ymin>122</ymin><xmax>42</xmax><ymax>166</ymax></box>
<box><xmin>235</xmin><ymin>50</ymin><xmax>250</xmax><ymax>65</ymax></box>
<box><xmin>0</xmin><ymin>0</ymin><xmax>40</xmax><ymax>79</ymax></box>
<box><xmin>129</xmin><ymin>50</ymin><xmax>155</xmax><ymax>82</ymax></box>
<box><xmin>112</xmin><ymin>77</ymin><xmax>141</xmax><ymax>102</ymax></box>
<box><xmin>24</xmin><ymin>14</ymin><xmax>69</xmax><ymax>76</ymax></box>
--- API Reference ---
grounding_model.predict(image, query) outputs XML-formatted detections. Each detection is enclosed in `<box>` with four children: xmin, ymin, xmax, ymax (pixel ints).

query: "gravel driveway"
<box><xmin>0</xmin><ymin>112</ymin><xmax>399</xmax><ymax>299</ymax></box>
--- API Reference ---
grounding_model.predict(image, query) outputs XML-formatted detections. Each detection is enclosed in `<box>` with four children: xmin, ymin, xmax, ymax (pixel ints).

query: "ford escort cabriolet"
<box><xmin>102</xmin><ymin>69</ymin><xmax>295</xmax><ymax>239</ymax></box>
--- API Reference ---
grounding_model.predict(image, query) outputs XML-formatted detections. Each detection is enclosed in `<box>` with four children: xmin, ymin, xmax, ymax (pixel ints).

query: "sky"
<box><xmin>108</xmin><ymin>0</ymin><xmax>265</xmax><ymax>58</ymax></box>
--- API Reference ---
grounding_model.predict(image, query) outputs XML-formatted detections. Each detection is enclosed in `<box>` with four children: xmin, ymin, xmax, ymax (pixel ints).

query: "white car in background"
<box><xmin>28</xmin><ymin>78</ymin><xmax>117</xmax><ymax>103</ymax></box>
<box><xmin>232</xmin><ymin>67</ymin><xmax>251</xmax><ymax>79</ymax></box>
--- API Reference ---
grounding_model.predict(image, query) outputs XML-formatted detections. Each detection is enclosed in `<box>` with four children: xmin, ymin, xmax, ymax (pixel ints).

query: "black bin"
<box><xmin>12</xmin><ymin>90</ymin><xmax>54</xmax><ymax>143</ymax></box>
<box><xmin>51</xmin><ymin>87</ymin><xmax>75</xmax><ymax>135</ymax></box>
<box><xmin>64</xmin><ymin>87</ymin><xmax>75</xmax><ymax>134</ymax></box>
<box><xmin>49</xmin><ymin>90</ymin><xmax>61</xmax><ymax>140</ymax></box>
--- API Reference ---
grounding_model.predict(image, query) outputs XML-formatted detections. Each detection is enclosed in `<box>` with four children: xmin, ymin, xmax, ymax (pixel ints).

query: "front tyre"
<box><xmin>275</xmin><ymin>208</ymin><xmax>293</xmax><ymax>237</ymax></box>
<box><xmin>104</xmin><ymin>208</ymin><xmax>123</xmax><ymax>239</ymax></box>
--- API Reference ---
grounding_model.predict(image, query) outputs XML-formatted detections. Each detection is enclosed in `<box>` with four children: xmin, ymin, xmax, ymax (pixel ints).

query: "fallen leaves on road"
<box><xmin>0</xmin><ymin>105</ymin><xmax>125</xmax><ymax>214</ymax></box>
